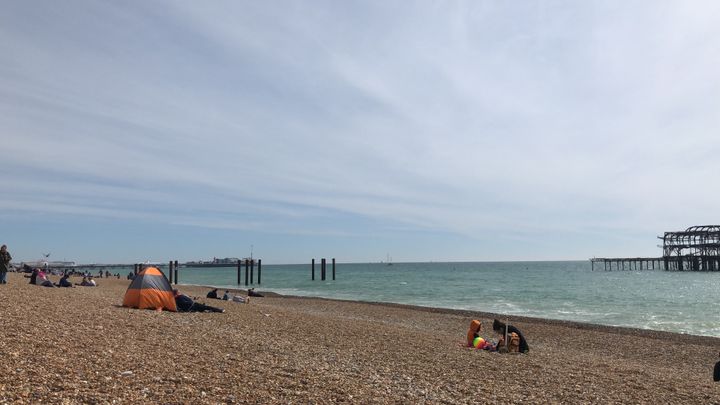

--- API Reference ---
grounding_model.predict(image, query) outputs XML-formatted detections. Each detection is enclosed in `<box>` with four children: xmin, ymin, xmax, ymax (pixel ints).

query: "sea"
<box><xmin>167</xmin><ymin>261</ymin><xmax>720</xmax><ymax>338</ymax></box>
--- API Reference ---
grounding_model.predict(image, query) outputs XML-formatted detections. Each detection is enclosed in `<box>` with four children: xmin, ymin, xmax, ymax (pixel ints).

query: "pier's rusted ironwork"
<box><xmin>660</xmin><ymin>225</ymin><xmax>720</xmax><ymax>271</ymax></box>
<box><xmin>591</xmin><ymin>225</ymin><xmax>720</xmax><ymax>271</ymax></box>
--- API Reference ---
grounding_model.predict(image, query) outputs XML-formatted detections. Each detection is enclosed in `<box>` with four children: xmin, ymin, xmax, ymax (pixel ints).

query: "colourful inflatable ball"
<box><xmin>473</xmin><ymin>337</ymin><xmax>486</xmax><ymax>349</ymax></box>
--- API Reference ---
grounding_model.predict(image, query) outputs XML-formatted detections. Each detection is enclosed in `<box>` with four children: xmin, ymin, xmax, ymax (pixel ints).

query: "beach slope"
<box><xmin>0</xmin><ymin>273</ymin><xmax>718</xmax><ymax>404</ymax></box>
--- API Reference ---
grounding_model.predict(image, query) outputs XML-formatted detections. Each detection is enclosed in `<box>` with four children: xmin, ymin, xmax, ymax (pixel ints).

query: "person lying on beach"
<box><xmin>492</xmin><ymin>319</ymin><xmax>529</xmax><ymax>353</ymax></box>
<box><xmin>248</xmin><ymin>288</ymin><xmax>264</xmax><ymax>297</ymax></box>
<box><xmin>232</xmin><ymin>295</ymin><xmax>249</xmax><ymax>304</ymax></box>
<box><xmin>206</xmin><ymin>288</ymin><xmax>219</xmax><ymax>299</ymax></box>
<box><xmin>54</xmin><ymin>273</ymin><xmax>74</xmax><ymax>288</ymax></box>
<box><xmin>173</xmin><ymin>289</ymin><xmax>225</xmax><ymax>313</ymax></box>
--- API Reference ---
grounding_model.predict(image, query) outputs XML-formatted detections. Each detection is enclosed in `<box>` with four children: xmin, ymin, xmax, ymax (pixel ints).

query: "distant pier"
<box><xmin>591</xmin><ymin>225</ymin><xmax>720</xmax><ymax>271</ymax></box>
<box><xmin>591</xmin><ymin>257</ymin><xmax>663</xmax><ymax>271</ymax></box>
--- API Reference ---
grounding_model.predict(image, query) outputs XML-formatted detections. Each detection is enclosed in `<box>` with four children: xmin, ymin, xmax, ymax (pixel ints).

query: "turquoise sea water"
<box><xmin>171</xmin><ymin>261</ymin><xmax>720</xmax><ymax>338</ymax></box>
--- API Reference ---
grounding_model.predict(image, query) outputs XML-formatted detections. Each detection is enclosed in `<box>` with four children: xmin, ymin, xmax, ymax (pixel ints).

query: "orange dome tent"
<box><xmin>122</xmin><ymin>267</ymin><xmax>177</xmax><ymax>311</ymax></box>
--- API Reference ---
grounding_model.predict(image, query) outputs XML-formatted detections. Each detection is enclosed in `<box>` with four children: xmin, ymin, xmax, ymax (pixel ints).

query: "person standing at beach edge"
<box><xmin>0</xmin><ymin>245</ymin><xmax>11</xmax><ymax>284</ymax></box>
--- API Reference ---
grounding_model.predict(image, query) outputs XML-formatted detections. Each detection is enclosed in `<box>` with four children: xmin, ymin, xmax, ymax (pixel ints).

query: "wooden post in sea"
<box><xmin>237</xmin><ymin>260</ymin><xmax>242</xmax><ymax>285</ymax></box>
<box><xmin>168</xmin><ymin>260</ymin><xmax>173</xmax><ymax>283</ymax></box>
<box><xmin>311</xmin><ymin>259</ymin><xmax>315</xmax><ymax>281</ymax></box>
<box><xmin>332</xmin><ymin>258</ymin><xmax>336</xmax><ymax>280</ymax></box>
<box><xmin>244</xmin><ymin>259</ymin><xmax>249</xmax><ymax>286</ymax></box>
<box><xmin>257</xmin><ymin>259</ymin><xmax>262</xmax><ymax>284</ymax></box>
<box><xmin>174</xmin><ymin>260</ymin><xmax>179</xmax><ymax>284</ymax></box>
<box><xmin>321</xmin><ymin>258</ymin><xmax>326</xmax><ymax>281</ymax></box>
<box><xmin>250</xmin><ymin>259</ymin><xmax>255</xmax><ymax>284</ymax></box>
<box><xmin>133</xmin><ymin>263</ymin><xmax>138</xmax><ymax>275</ymax></box>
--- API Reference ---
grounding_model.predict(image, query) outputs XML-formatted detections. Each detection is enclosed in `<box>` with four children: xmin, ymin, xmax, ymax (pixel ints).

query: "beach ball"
<box><xmin>473</xmin><ymin>337</ymin><xmax>486</xmax><ymax>349</ymax></box>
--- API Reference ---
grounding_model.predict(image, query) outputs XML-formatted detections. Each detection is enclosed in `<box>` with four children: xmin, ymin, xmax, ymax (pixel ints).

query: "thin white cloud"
<box><xmin>1</xmin><ymin>1</ymin><xmax>719</xmax><ymax>261</ymax></box>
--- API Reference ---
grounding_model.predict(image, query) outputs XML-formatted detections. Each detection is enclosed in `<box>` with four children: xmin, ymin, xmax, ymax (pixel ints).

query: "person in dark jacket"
<box><xmin>0</xmin><ymin>245</ymin><xmax>12</xmax><ymax>284</ymax></box>
<box><xmin>55</xmin><ymin>273</ymin><xmax>74</xmax><ymax>288</ymax></box>
<box><xmin>248</xmin><ymin>288</ymin><xmax>264</xmax><ymax>297</ymax></box>
<box><xmin>174</xmin><ymin>289</ymin><xmax>224</xmax><ymax>313</ymax></box>
<box><xmin>492</xmin><ymin>319</ymin><xmax>529</xmax><ymax>353</ymax></box>
<box><xmin>25</xmin><ymin>268</ymin><xmax>39</xmax><ymax>285</ymax></box>
<box><xmin>206</xmin><ymin>288</ymin><xmax>219</xmax><ymax>299</ymax></box>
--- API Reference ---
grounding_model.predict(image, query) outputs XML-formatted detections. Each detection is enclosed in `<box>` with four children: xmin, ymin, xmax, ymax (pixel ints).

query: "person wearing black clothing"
<box><xmin>55</xmin><ymin>273</ymin><xmax>74</xmax><ymax>288</ymax></box>
<box><xmin>248</xmin><ymin>288</ymin><xmax>264</xmax><ymax>297</ymax></box>
<box><xmin>492</xmin><ymin>319</ymin><xmax>530</xmax><ymax>353</ymax></box>
<box><xmin>173</xmin><ymin>290</ymin><xmax>224</xmax><ymax>313</ymax></box>
<box><xmin>206</xmin><ymin>288</ymin><xmax>219</xmax><ymax>299</ymax></box>
<box><xmin>25</xmin><ymin>268</ymin><xmax>39</xmax><ymax>285</ymax></box>
<box><xmin>0</xmin><ymin>244</ymin><xmax>11</xmax><ymax>284</ymax></box>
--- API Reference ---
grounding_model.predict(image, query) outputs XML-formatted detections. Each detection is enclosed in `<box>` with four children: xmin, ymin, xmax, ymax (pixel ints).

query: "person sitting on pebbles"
<box><xmin>492</xmin><ymin>319</ymin><xmax>529</xmax><ymax>354</ymax></box>
<box><xmin>36</xmin><ymin>270</ymin><xmax>55</xmax><ymax>288</ymax></box>
<box><xmin>54</xmin><ymin>273</ymin><xmax>74</xmax><ymax>288</ymax></box>
<box><xmin>75</xmin><ymin>276</ymin><xmax>96</xmax><ymax>287</ymax></box>
<box><xmin>465</xmin><ymin>319</ymin><xmax>496</xmax><ymax>350</ymax></box>
<box><xmin>174</xmin><ymin>289</ymin><xmax>225</xmax><ymax>313</ymax></box>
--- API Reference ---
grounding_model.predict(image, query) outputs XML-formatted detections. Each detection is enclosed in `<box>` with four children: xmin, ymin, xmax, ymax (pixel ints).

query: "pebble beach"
<box><xmin>1</xmin><ymin>272</ymin><xmax>719</xmax><ymax>404</ymax></box>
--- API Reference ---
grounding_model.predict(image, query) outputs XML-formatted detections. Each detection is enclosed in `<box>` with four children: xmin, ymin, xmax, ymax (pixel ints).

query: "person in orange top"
<box><xmin>467</xmin><ymin>320</ymin><xmax>482</xmax><ymax>347</ymax></box>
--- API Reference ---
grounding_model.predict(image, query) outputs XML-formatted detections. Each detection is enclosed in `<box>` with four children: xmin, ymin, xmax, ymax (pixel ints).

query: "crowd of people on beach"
<box><xmin>22</xmin><ymin>267</ymin><xmax>100</xmax><ymax>288</ymax></box>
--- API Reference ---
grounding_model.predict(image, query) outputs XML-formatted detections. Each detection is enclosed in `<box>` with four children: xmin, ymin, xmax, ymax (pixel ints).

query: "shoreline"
<box><xmin>186</xmin><ymin>282</ymin><xmax>720</xmax><ymax>344</ymax></box>
<box><xmin>2</xmin><ymin>272</ymin><xmax>719</xmax><ymax>403</ymax></box>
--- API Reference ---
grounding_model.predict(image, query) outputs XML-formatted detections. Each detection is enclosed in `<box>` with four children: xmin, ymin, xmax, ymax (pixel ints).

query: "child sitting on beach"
<box><xmin>465</xmin><ymin>320</ymin><xmax>495</xmax><ymax>350</ymax></box>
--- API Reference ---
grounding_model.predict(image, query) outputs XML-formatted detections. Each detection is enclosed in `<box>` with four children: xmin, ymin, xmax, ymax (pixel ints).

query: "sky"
<box><xmin>1</xmin><ymin>1</ymin><xmax>719</xmax><ymax>264</ymax></box>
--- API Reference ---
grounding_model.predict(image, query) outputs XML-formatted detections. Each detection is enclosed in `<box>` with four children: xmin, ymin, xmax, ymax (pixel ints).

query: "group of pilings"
<box><xmin>311</xmin><ymin>258</ymin><xmax>335</xmax><ymax>281</ymax></box>
<box><xmin>132</xmin><ymin>259</ymin><xmax>263</xmax><ymax>286</ymax></box>
<box><xmin>237</xmin><ymin>259</ymin><xmax>261</xmax><ymax>286</ymax></box>
<box><xmin>590</xmin><ymin>257</ymin><xmax>663</xmax><ymax>271</ymax></box>
<box><xmin>591</xmin><ymin>256</ymin><xmax>720</xmax><ymax>271</ymax></box>
<box><xmin>662</xmin><ymin>255</ymin><xmax>720</xmax><ymax>271</ymax></box>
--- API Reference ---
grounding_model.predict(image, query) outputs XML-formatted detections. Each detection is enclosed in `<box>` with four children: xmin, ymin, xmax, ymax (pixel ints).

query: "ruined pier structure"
<box><xmin>592</xmin><ymin>225</ymin><xmax>720</xmax><ymax>271</ymax></box>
